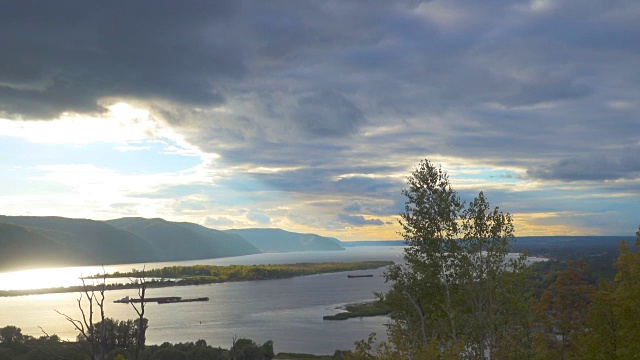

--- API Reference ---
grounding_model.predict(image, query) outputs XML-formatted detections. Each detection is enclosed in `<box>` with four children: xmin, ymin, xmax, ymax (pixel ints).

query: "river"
<box><xmin>0</xmin><ymin>247</ymin><xmax>404</xmax><ymax>354</ymax></box>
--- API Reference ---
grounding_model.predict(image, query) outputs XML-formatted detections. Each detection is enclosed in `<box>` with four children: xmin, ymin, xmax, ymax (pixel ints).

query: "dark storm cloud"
<box><xmin>338</xmin><ymin>214</ymin><xmax>385</xmax><ymax>226</ymax></box>
<box><xmin>501</xmin><ymin>78</ymin><xmax>591</xmax><ymax>108</ymax></box>
<box><xmin>0</xmin><ymin>0</ymin><xmax>242</xmax><ymax>118</ymax></box>
<box><xmin>527</xmin><ymin>149</ymin><xmax>640</xmax><ymax>181</ymax></box>
<box><xmin>3</xmin><ymin>0</ymin><xmax>640</xmax><ymax>232</ymax></box>
<box><xmin>238</xmin><ymin>166</ymin><xmax>404</xmax><ymax>197</ymax></box>
<box><xmin>293</xmin><ymin>90</ymin><xmax>366</xmax><ymax>137</ymax></box>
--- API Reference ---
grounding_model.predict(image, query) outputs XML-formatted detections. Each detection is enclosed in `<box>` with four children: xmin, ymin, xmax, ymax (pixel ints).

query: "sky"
<box><xmin>0</xmin><ymin>0</ymin><xmax>639</xmax><ymax>240</ymax></box>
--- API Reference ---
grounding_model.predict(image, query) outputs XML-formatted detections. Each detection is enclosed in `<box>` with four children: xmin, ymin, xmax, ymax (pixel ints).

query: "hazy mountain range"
<box><xmin>0</xmin><ymin>216</ymin><xmax>345</xmax><ymax>272</ymax></box>
<box><xmin>225</xmin><ymin>228</ymin><xmax>344</xmax><ymax>252</ymax></box>
<box><xmin>2</xmin><ymin>214</ymin><xmax>635</xmax><ymax>272</ymax></box>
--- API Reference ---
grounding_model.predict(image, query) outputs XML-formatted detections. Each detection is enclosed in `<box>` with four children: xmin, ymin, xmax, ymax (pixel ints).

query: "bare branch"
<box><xmin>131</xmin><ymin>265</ymin><xmax>148</xmax><ymax>360</ymax></box>
<box><xmin>403</xmin><ymin>289</ymin><xmax>428</xmax><ymax>347</ymax></box>
<box><xmin>91</xmin><ymin>266</ymin><xmax>108</xmax><ymax>360</ymax></box>
<box><xmin>37</xmin><ymin>326</ymin><xmax>51</xmax><ymax>338</ymax></box>
<box><xmin>54</xmin><ymin>309</ymin><xmax>85</xmax><ymax>336</ymax></box>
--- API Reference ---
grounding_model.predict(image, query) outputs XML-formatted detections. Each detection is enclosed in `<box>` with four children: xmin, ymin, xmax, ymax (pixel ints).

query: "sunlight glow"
<box><xmin>0</xmin><ymin>102</ymin><xmax>206</xmax><ymax>160</ymax></box>
<box><xmin>0</xmin><ymin>104</ymin><xmax>152</xmax><ymax>144</ymax></box>
<box><xmin>0</xmin><ymin>266</ymin><xmax>107</xmax><ymax>291</ymax></box>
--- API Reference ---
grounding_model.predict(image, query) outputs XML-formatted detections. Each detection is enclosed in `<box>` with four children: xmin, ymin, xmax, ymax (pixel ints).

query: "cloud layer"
<box><xmin>1</xmin><ymin>0</ymin><xmax>639</xmax><ymax>238</ymax></box>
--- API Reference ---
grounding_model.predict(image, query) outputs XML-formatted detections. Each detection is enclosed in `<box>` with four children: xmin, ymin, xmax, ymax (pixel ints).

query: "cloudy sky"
<box><xmin>1</xmin><ymin>0</ymin><xmax>639</xmax><ymax>240</ymax></box>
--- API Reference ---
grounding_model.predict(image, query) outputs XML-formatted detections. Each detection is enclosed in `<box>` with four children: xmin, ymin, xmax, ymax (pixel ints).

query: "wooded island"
<box><xmin>0</xmin><ymin>261</ymin><xmax>393</xmax><ymax>297</ymax></box>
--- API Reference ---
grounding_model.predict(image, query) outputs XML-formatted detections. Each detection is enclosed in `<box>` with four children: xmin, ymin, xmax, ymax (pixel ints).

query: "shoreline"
<box><xmin>0</xmin><ymin>261</ymin><xmax>393</xmax><ymax>297</ymax></box>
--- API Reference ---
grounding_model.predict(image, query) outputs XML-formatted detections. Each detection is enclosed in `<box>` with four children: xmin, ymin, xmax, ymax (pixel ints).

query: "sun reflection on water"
<box><xmin>0</xmin><ymin>265</ymin><xmax>109</xmax><ymax>291</ymax></box>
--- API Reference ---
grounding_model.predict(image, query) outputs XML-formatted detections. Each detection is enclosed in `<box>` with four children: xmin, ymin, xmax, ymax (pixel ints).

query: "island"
<box><xmin>322</xmin><ymin>301</ymin><xmax>390</xmax><ymax>320</ymax></box>
<box><xmin>0</xmin><ymin>261</ymin><xmax>393</xmax><ymax>297</ymax></box>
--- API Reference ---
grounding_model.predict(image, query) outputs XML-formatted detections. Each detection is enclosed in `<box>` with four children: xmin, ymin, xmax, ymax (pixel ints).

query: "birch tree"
<box><xmin>381</xmin><ymin>159</ymin><xmax>529</xmax><ymax>358</ymax></box>
<box><xmin>460</xmin><ymin>192</ymin><xmax>529</xmax><ymax>359</ymax></box>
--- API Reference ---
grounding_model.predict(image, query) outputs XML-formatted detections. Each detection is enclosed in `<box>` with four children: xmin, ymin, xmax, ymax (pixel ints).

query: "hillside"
<box><xmin>106</xmin><ymin>217</ymin><xmax>261</xmax><ymax>260</ymax></box>
<box><xmin>0</xmin><ymin>222</ymin><xmax>75</xmax><ymax>271</ymax></box>
<box><xmin>225</xmin><ymin>228</ymin><xmax>344</xmax><ymax>252</ymax></box>
<box><xmin>0</xmin><ymin>216</ymin><xmax>156</xmax><ymax>270</ymax></box>
<box><xmin>0</xmin><ymin>216</ymin><xmax>260</xmax><ymax>271</ymax></box>
<box><xmin>0</xmin><ymin>215</ymin><xmax>353</xmax><ymax>271</ymax></box>
<box><xmin>174</xmin><ymin>221</ymin><xmax>261</xmax><ymax>256</ymax></box>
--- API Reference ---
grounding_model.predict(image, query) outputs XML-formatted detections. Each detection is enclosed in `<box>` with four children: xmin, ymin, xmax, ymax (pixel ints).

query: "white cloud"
<box><xmin>529</xmin><ymin>0</ymin><xmax>555</xmax><ymax>13</ymax></box>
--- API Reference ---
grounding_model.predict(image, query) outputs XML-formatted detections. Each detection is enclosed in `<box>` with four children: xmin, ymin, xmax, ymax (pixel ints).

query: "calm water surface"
<box><xmin>0</xmin><ymin>247</ymin><xmax>403</xmax><ymax>354</ymax></box>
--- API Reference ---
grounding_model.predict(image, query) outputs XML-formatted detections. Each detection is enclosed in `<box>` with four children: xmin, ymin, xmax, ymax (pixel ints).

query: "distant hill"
<box><xmin>342</xmin><ymin>236</ymin><xmax>639</xmax><ymax>254</ymax></box>
<box><xmin>225</xmin><ymin>228</ymin><xmax>345</xmax><ymax>252</ymax></box>
<box><xmin>0</xmin><ymin>215</ymin><xmax>156</xmax><ymax>270</ymax></box>
<box><xmin>106</xmin><ymin>217</ymin><xmax>260</xmax><ymax>260</ymax></box>
<box><xmin>513</xmin><ymin>235</ymin><xmax>637</xmax><ymax>257</ymax></box>
<box><xmin>514</xmin><ymin>236</ymin><xmax>636</xmax><ymax>248</ymax></box>
<box><xmin>0</xmin><ymin>222</ymin><xmax>75</xmax><ymax>270</ymax></box>
<box><xmin>1</xmin><ymin>214</ymin><xmax>636</xmax><ymax>272</ymax></box>
<box><xmin>0</xmin><ymin>216</ymin><xmax>260</xmax><ymax>271</ymax></box>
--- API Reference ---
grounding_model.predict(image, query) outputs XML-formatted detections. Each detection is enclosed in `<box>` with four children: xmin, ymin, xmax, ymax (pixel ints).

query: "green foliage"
<box><xmin>229</xmin><ymin>338</ymin><xmax>274</xmax><ymax>360</ymax></box>
<box><xmin>0</xmin><ymin>348</ymin><xmax>13</xmax><ymax>360</ymax></box>
<box><xmin>0</xmin><ymin>326</ymin><xmax>280</xmax><ymax>360</ymax></box>
<box><xmin>576</xmin><ymin>227</ymin><xmax>640</xmax><ymax>359</ymax></box>
<box><xmin>0</xmin><ymin>326</ymin><xmax>88</xmax><ymax>359</ymax></box>
<box><xmin>361</xmin><ymin>160</ymin><xmax>532</xmax><ymax>358</ymax></box>
<box><xmin>0</xmin><ymin>325</ymin><xmax>23</xmax><ymax>351</ymax></box>
<box><xmin>578</xmin><ymin>281</ymin><xmax>621</xmax><ymax>359</ymax></box>
<box><xmin>151</xmin><ymin>347</ymin><xmax>188</xmax><ymax>360</ymax></box>
<box><xmin>82</xmin><ymin>317</ymin><xmax>148</xmax><ymax>354</ymax></box>
<box><xmin>535</xmin><ymin>261</ymin><xmax>595</xmax><ymax>359</ymax></box>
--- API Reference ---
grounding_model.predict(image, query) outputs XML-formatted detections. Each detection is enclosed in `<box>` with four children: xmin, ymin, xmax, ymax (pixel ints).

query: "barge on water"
<box><xmin>158</xmin><ymin>297</ymin><xmax>209</xmax><ymax>304</ymax></box>
<box><xmin>347</xmin><ymin>274</ymin><xmax>374</xmax><ymax>278</ymax></box>
<box><xmin>114</xmin><ymin>296</ymin><xmax>208</xmax><ymax>304</ymax></box>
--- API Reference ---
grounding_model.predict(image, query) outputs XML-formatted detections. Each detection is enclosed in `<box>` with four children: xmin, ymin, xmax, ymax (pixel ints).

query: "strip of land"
<box><xmin>322</xmin><ymin>301</ymin><xmax>390</xmax><ymax>320</ymax></box>
<box><xmin>0</xmin><ymin>261</ymin><xmax>393</xmax><ymax>297</ymax></box>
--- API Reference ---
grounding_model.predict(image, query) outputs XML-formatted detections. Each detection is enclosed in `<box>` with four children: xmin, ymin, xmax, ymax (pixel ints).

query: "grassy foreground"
<box><xmin>0</xmin><ymin>261</ymin><xmax>393</xmax><ymax>297</ymax></box>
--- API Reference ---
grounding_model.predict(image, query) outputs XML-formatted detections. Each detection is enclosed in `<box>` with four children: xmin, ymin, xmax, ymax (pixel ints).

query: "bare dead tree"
<box><xmin>93</xmin><ymin>267</ymin><xmax>107</xmax><ymax>360</ymax></box>
<box><xmin>230</xmin><ymin>335</ymin><xmax>238</xmax><ymax>360</ymax></box>
<box><xmin>54</xmin><ymin>277</ymin><xmax>97</xmax><ymax>360</ymax></box>
<box><xmin>129</xmin><ymin>266</ymin><xmax>147</xmax><ymax>360</ymax></box>
<box><xmin>53</xmin><ymin>269</ymin><xmax>110</xmax><ymax>360</ymax></box>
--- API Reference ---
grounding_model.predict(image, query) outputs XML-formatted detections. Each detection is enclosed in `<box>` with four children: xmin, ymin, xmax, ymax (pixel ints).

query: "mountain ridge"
<box><xmin>0</xmin><ymin>215</ymin><xmax>345</xmax><ymax>271</ymax></box>
<box><xmin>224</xmin><ymin>228</ymin><xmax>344</xmax><ymax>252</ymax></box>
